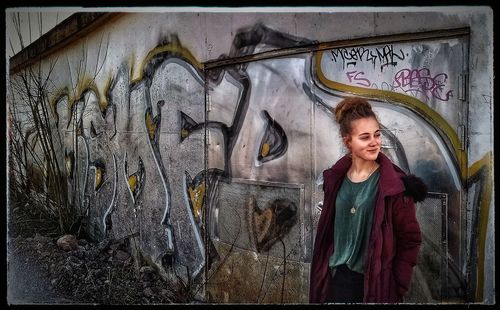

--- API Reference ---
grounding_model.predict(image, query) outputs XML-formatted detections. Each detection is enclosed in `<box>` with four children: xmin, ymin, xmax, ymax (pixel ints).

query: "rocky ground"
<box><xmin>6</xmin><ymin>203</ymin><xmax>194</xmax><ymax>305</ymax></box>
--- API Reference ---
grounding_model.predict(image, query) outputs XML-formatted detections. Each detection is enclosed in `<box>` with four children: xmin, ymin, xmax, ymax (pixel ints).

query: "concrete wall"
<box><xmin>7</xmin><ymin>7</ymin><xmax>494</xmax><ymax>304</ymax></box>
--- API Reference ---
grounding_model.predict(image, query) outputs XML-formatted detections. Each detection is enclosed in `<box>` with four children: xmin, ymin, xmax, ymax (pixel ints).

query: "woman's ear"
<box><xmin>343</xmin><ymin>136</ymin><xmax>351</xmax><ymax>149</ymax></box>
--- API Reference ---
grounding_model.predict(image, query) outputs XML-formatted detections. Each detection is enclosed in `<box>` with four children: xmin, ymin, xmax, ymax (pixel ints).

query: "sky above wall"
<box><xmin>5</xmin><ymin>8</ymin><xmax>75</xmax><ymax>58</ymax></box>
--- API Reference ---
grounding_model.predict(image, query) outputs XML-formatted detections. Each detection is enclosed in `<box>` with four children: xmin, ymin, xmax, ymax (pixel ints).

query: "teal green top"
<box><xmin>328</xmin><ymin>168</ymin><xmax>380</xmax><ymax>274</ymax></box>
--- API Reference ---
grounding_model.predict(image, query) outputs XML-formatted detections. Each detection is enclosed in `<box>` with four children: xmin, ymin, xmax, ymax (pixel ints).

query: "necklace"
<box><xmin>349</xmin><ymin>162</ymin><xmax>377</xmax><ymax>214</ymax></box>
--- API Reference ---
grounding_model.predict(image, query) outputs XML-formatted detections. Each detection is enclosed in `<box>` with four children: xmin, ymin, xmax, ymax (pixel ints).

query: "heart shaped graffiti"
<box><xmin>246</xmin><ymin>196</ymin><xmax>298</xmax><ymax>252</ymax></box>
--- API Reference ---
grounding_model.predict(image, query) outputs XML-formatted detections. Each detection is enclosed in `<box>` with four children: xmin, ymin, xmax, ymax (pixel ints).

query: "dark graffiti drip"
<box><xmin>125</xmin><ymin>155</ymin><xmax>145</xmax><ymax>203</ymax></box>
<box><xmin>105</xmin><ymin>76</ymin><xmax>118</xmax><ymax>139</ymax></box>
<box><xmin>93</xmin><ymin>158</ymin><xmax>106</xmax><ymax>192</ymax></box>
<box><xmin>64</xmin><ymin>149</ymin><xmax>75</xmax><ymax>180</ymax></box>
<box><xmin>257</xmin><ymin>110</ymin><xmax>288</xmax><ymax>164</ymax></box>
<box><xmin>185</xmin><ymin>170</ymin><xmax>205</xmax><ymax>224</ymax></box>
<box><xmin>89</xmin><ymin>120</ymin><xmax>102</xmax><ymax>139</ymax></box>
<box><xmin>180</xmin><ymin>111</ymin><xmax>203</xmax><ymax>142</ymax></box>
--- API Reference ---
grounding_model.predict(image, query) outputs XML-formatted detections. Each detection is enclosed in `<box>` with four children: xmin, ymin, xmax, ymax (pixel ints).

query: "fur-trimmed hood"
<box><xmin>401</xmin><ymin>174</ymin><xmax>428</xmax><ymax>202</ymax></box>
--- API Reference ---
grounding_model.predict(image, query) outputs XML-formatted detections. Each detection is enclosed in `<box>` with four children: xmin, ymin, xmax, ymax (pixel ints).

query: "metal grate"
<box><xmin>417</xmin><ymin>192</ymin><xmax>448</xmax><ymax>250</ymax></box>
<box><xmin>416</xmin><ymin>191</ymin><xmax>449</xmax><ymax>301</ymax></box>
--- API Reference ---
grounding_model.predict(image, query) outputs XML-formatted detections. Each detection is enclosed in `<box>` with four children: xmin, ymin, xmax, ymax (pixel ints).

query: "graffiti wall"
<box><xmin>7</xmin><ymin>8</ymin><xmax>494</xmax><ymax>304</ymax></box>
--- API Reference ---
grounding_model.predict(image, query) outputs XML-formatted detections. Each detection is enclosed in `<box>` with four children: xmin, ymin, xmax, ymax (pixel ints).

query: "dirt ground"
<box><xmin>6</xmin><ymin>202</ymin><xmax>194</xmax><ymax>305</ymax></box>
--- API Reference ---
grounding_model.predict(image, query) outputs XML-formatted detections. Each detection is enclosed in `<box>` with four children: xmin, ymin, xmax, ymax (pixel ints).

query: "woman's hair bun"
<box><xmin>333</xmin><ymin>96</ymin><xmax>378</xmax><ymax>137</ymax></box>
<box><xmin>334</xmin><ymin>96</ymin><xmax>373</xmax><ymax>124</ymax></box>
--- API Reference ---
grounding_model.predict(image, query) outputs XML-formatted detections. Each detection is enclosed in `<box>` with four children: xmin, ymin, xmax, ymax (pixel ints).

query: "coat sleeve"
<box><xmin>391</xmin><ymin>194</ymin><xmax>422</xmax><ymax>296</ymax></box>
<box><xmin>309</xmin><ymin>169</ymin><xmax>336</xmax><ymax>303</ymax></box>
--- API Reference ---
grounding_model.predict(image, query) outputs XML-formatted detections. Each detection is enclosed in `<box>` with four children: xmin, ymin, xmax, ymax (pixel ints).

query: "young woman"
<box><xmin>309</xmin><ymin>96</ymin><xmax>427</xmax><ymax>303</ymax></box>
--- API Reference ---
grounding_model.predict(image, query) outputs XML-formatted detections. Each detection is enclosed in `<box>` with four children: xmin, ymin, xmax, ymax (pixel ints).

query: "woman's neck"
<box><xmin>348</xmin><ymin>157</ymin><xmax>378</xmax><ymax>182</ymax></box>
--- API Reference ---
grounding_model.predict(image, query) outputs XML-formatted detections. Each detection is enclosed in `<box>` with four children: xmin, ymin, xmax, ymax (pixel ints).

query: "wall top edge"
<box><xmin>5</xmin><ymin>6</ymin><xmax>493</xmax><ymax>13</ymax></box>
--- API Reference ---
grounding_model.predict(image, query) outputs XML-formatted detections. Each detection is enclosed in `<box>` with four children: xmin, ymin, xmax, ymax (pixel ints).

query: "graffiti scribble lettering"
<box><xmin>330</xmin><ymin>45</ymin><xmax>405</xmax><ymax>72</ymax></box>
<box><xmin>346</xmin><ymin>71</ymin><xmax>371</xmax><ymax>87</ymax></box>
<box><xmin>393</xmin><ymin>68</ymin><xmax>453</xmax><ymax>101</ymax></box>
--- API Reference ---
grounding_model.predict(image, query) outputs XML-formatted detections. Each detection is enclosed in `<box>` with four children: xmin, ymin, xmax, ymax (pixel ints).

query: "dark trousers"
<box><xmin>328</xmin><ymin>264</ymin><xmax>364</xmax><ymax>303</ymax></box>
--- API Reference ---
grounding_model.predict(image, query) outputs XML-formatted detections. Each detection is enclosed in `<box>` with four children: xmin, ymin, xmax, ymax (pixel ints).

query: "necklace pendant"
<box><xmin>350</xmin><ymin>207</ymin><xmax>356</xmax><ymax>214</ymax></box>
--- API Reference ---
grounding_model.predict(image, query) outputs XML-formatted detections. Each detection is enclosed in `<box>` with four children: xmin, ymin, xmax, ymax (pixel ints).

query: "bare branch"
<box><xmin>10</xmin><ymin>13</ymin><xmax>25</xmax><ymax>50</ymax></box>
<box><xmin>28</xmin><ymin>13</ymin><xmax>32</xmax><ymax>44</ymax></box>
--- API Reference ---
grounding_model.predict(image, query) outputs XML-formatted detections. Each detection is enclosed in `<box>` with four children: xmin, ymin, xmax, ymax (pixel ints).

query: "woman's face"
<box><xmin>344</xmin><ymin>116</ymin><xmax>381</xmax><ymax>161</ymax></box>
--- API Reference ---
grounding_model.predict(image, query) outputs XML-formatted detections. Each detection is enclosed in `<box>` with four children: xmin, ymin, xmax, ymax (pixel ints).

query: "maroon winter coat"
<box><xmin>309</xmin><ymin>152</ymin><xmax>424</xmax><ymax>303</ymax></box>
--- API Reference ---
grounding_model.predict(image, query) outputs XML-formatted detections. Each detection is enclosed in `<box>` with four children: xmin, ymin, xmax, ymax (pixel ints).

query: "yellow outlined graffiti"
<box><xmin>314</xmin><ymin>50</ymin><xmax>468</xmax><ymax>183</ymax></box>
<box><xmin>49</xmin><ymin>76</ymin><xmax>108</xmax><ymax>128</ymax></box>
<box><xmin>467</xmin><ymin>152</ymin><xmax>493</xmax><ymax>301</ymax></box>
<box><xmin>49</xmin><ymin>87</ymin><xmax>70</xmax><ymax>128</ymax></box>
<box><xmin>131</xmin><ymin>39</ymin><xmax>203</xmax><ymax>84</ymax></box>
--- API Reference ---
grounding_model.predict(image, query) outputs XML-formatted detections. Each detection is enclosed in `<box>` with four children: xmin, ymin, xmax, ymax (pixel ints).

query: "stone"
<box><xmin>56</xmin><ymin>234</ymin><xmax>78</xmax><ymax>251</ymax></box>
